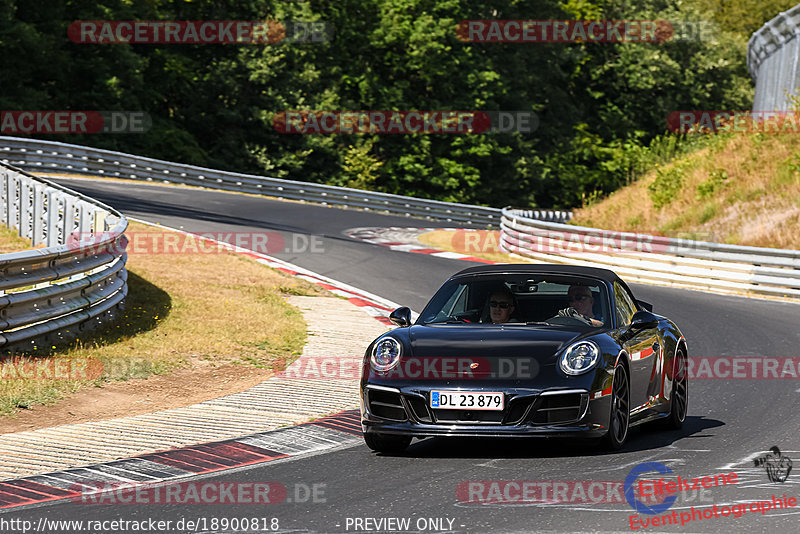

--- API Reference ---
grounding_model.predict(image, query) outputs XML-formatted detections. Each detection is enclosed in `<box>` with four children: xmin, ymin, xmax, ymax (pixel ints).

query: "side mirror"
<box><xmin>637</xmin><ymin>300</ymin><xmax>654</xmax><ymax>312</ymax></box>
<box><xmin>389</xmin><ymin>307</ymin><xmax>412</xmax><ymax>327</ymax></box>
<box><xmin>629</xmin><ymin>310</ymin><xmax>658</xmax><ymax>331</ymax></box>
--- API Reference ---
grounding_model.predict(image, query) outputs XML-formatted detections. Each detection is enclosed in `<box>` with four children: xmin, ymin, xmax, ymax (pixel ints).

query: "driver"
<box><xmin>487</xmin><ymin>287</ymin><xmax>517</xmax><ymax>324</ymax></box>
<box><xmin>558</xmin><ymin>285</ymin><xmax>603</xmax><ymax>326</ymax></box>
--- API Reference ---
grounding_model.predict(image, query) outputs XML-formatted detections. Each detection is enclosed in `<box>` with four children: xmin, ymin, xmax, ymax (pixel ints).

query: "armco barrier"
<box><xmin>748</xmin><ymin>4</ymin><xmax>800</xmax><ymax>112</ymax></box>
<box><xmin>0</xmin><ymin>162</ymin><xmax>128</xmax><ymax>350</ymax></box>
<box><xmin>500</xmin><ymin>208</ymin><xmax>800</xmax><ymax>299</ymax></box>
<box><xmin>0</xmin><ymin>136</ymin><xmax>572</xmax><ymax>226</ymax></box>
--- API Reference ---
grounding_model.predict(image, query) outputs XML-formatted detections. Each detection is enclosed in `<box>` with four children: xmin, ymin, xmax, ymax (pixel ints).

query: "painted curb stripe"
<box><xmin>345</xmin><ymin>226</ymin><xmax>501</xmax><ymax>265</ymax></box>
<box><xmin>310</xmin><ymin>410</ymin><xmax>363</xmax><ymax>435</ymax></box>
<box><xmin>0</xmin><ymin>410</ymin><xmax>362</xmax><ymax>510</ymax></box>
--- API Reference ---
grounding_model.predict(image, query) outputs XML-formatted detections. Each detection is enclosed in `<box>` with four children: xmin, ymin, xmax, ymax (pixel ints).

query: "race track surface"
<box><xmin>4</xmin><ymin>177</ymin><xmax>799</xmax><ymax>534</ymax></box>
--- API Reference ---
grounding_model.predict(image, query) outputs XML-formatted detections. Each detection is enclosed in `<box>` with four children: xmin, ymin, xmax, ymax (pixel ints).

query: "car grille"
<box><xmin>431</xmin><ymin>409</ymin><xmax>506</xmax><ymax>424</ymax></box>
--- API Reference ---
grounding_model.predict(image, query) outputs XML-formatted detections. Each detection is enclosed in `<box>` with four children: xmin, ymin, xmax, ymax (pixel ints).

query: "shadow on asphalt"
<box><xmin>377</xmin><ymin>416</ymin><xmax>723</xmax><ymax>458</ymax></box>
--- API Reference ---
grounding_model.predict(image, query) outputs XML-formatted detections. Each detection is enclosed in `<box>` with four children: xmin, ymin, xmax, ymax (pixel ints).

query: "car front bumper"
<box><xmin>360</xmin><ymin>383</ymin><xmax>612</xmax><ymax>438</ymax></box>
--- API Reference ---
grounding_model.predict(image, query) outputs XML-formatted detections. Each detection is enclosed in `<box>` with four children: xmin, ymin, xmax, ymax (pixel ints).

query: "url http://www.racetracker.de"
<box><xmin>0</xmin><ymin>516</ymin><xmax>281</xmax><ymax>533</ymax></box>
<box><xmin>629</xmin><ymin>494</ymin><xmax>797</xmax><ymax>530</ymax></box>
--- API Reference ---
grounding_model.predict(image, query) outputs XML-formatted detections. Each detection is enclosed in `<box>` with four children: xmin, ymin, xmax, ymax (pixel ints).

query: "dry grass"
<box><xmin>0</xmin><ymin>221</ymin><xmax>327</xmax><ymax>415</ymax></box>
<box><xmin>571</xmin><ymin>133</ymin><xmax>800</xmax><ymax>248</ymax></box>
<box><xmin>426</xmin><ymin>133</ymin><xmax>800</xmax><ymax>259</ymax></box>
<box><xmin>0</xmin><ymin>225</ymin><xmax>36</xmax><ymax>253</ymax></box>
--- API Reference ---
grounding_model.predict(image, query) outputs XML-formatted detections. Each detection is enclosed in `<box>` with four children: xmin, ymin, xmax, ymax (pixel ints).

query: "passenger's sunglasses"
<box><xmin>489</xmin><ymin>301</ymin><xmax>512</xmax><ymax>309</ymax></box>
<box><xmin>569</xmin><ymin>295</ymin><xmax>591</xmax><ymax>302</ymax></box>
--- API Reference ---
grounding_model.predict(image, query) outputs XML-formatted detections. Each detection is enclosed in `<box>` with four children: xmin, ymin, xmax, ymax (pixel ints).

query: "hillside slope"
<box><xmin>570</xmin><ymin>133</ymin><xmax>800</xmax><ymax>249</ymax></box>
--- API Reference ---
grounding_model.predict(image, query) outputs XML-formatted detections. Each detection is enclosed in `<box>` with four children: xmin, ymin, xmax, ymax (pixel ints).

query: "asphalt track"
<box><xmin>3</xmin><ymin>177</ymin><xmax>800</xmax><ymax>533</ymax></box>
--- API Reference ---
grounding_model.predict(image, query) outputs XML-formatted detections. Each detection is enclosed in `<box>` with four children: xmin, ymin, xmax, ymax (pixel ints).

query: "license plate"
<box><xmin>430</xmin><ymin>391</ymin><xmax>504</xmax><ymax>411</ymax></box>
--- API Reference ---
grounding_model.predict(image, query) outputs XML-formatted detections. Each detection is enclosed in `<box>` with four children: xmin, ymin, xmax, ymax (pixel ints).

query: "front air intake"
<box><xmin>529</xmin><ymin>393</ymin><xmax>588</xmax><ymax>425</ymax></box>
<box><xmin>367</xmin><ymin>389</ymin><xmax>408</xmax><ymax>421</ymax></box>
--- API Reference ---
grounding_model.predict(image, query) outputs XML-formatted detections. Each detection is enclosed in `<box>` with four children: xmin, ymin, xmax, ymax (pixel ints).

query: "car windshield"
<box><xmin>419</xmin><ymin>273</ymin><xmax>610</xmax><ymax>327</ymax></box>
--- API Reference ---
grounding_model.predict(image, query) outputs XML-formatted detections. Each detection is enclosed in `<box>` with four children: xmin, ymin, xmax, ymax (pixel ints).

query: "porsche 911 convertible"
<box><xmin>360</xmin><ymin>264</ymin><xmax>687</xmax><ymax>453</ymax></box>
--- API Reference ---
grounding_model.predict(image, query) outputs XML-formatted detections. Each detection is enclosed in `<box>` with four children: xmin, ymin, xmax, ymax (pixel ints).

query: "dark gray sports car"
<box><xmin>360</xmin><ymin>264</ymin><xmax>688</xmax><ymax>453</ymax></box>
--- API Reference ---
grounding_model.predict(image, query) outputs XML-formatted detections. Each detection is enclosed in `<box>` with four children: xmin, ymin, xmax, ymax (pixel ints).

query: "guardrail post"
<box><xmin>7</xmin><ymin>172</ymin><xmax>18</xmax><ymax>231</ymax></box>
<box><xmin>94</xmin><ymin>210</ymin><xmax>107</xmax><ymax>234</ymax></box>
<box><xmin>46</xmin><ymin>190</ymin><xmax>60</xmax><ymax>247</ymax></box>
<box><xmin>0</xmin><ymin>172</ymin><xmax>6</xmax><ymax>224</ymax></box>
<box><xmin>63</xmin><ymin>195</ymin><xmax>75</xmax><ymax>244</ymax></box>
<box><xmin>19</xmin><ymin>179</ymin><xmax>32</xmax><ymax>240</ymax></box>
<box><xmin>32</xmin><ymin>183</ymin><xmax>45</xmax><ymax>246</ymax></box>
<box><xmin>79</xmin><ymin>202</ymin><xmax>93</xmax><ymax>238</ymax></box>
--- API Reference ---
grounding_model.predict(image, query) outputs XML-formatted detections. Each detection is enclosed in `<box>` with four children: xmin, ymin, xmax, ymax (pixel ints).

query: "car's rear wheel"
<box><xmin>602</xmin><ymin>363</ymin><xmax>630</xmax><ymax>450</ymax></box>
<box><xmin>364</xmin><ymin>432</ymin><xmax>412</xmax><ymax>454</ymax></box>
<box><xmin>663</xmin><ymin>348</ymin><xmax>688</xmax><ymax>429</ymax></box>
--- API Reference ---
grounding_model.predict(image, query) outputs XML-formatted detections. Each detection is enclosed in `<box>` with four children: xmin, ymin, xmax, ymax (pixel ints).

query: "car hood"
<box><xmin>406</xmin><ymin>324</ymin><xmax>586</xmax><ymax>361</ymax></box>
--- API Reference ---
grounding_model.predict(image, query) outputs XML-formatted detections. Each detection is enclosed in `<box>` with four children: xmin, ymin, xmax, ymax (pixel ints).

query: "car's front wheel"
<box><xmin>364</xmin><ymin>432</ymin><xmax>412</xmax><ymax>454</ymax></box>
<box><xmin>602</xmin><ymin>362</ymin><xmax>630</xmax><ymax>451</ymax></box>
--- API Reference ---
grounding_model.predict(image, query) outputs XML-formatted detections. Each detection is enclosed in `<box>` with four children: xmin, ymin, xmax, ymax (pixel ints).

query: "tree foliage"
<box><xmin>0</xmin><ymin>0</ymin><xmax>777</xmax><ymax>208</ymax></box>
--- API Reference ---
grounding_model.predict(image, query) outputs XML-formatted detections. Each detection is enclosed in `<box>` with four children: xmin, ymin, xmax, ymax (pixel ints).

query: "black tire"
<box><xmin>364</xmin><ymin>433</ymin><xmax>412</xmax><ymax>454</ymax></box>
<box><xmin>662</xmin><ymin>348</ymin><xmax>688</xmax><ymax>430</ymax></box>
<box><xmin>602</xmin><ymin>363</ymin><xmax>630</xmax><ymax>451</ymax></box>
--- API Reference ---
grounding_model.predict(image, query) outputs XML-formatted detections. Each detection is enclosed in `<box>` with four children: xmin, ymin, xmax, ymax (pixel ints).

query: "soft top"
<box><xmin>450</xmin><ymin>263</ymin><xmax>625</xmax><ymax>285</ymax></box>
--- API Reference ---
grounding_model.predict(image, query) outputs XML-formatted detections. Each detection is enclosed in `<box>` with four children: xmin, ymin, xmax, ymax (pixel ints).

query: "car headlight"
<box><xmin>371</xmin><ymin>337</ymin><xmax>402</xmax><ymax>372</ymax></box>
<box><xmin>559</xmin><ymin>341</ymin><xmax>600</xmax><ymax>375</ymax></box>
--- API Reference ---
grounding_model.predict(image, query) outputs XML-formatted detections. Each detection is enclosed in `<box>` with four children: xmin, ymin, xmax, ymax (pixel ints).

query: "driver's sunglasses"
<box><xmin>569</xmin><ymin>295</ymin><xmax>591</xmax><ymax>302</ymax></box>
<box><xmin>489</xmin><ymin>301</ymin><xmax>512</xmax><ymax>309</ymax></box>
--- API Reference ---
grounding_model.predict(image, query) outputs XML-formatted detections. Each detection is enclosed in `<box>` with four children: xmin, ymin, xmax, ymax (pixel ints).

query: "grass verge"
<box><xmin>570</xmin><ymin>133</ymin><xmax>800</xmax><ymax>249</ymax></box>
<box><xmin>0</xmin><ymin>221</ymin><xmax>327</xmax><ymax>416</ymax></box>
<box><xmin>426</xmin><ymin>133</ymin><xmax>800</xmax><ymax>255</ymax></box>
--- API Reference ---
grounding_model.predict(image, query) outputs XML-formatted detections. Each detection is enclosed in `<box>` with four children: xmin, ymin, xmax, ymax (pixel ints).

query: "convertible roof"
<box><xmin>450</xmin><ymin>263</ymin><xmax>625</xmax><ymax>284</ymax></box>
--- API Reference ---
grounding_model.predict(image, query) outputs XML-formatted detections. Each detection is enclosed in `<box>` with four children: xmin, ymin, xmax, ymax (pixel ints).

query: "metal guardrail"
<box><xmin>500</xmin><ymin>208</ymin><xmax>800</xmax><ymax>299</ymax></box>
<box><xmin>0</xmin><ymin>136</ymin><xmax>573</xmax><ymax>226</ymax></box>
<box><xmin>0</xmin><ymin>162</ymin><xmax>128</xmax><ymax>351</ymax></box>
<box><xmin>747</xmin><ymin>4</ymin><xmax>800</xmax><ymax>111</ymax></box>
